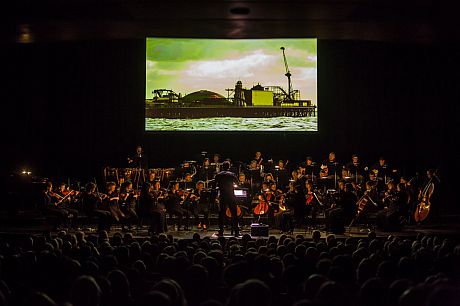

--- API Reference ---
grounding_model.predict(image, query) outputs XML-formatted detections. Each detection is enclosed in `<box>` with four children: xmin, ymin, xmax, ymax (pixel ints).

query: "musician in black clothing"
<box><xmin>278</xmin><ymin>182</ymin><xmax>299</xmax><ymax>234</ymax></box>
<box><xmin>346</xmin><ymin>154</ymin><xmax>366</xmax><ymax>184</ymax></box>
<box><xmin>376</xmin><ymin>182</ymin><xmax>408</xmax><ymax>231</ymax></box>
<box><xmin>186</xmin><ymin>181</ymin><xmax>211</xmax><ymax>230</ymax></box>
<box><xmin>165</xmin><ymin>182</ymin><xmax>191</xmax><ymax>231</ymax></box>
<box><xmin>128</xmin><ymin>145</ymin><xmax>148</xmax><ymax>169</ymax></box>
<box><xmin>81</xmin><ymin>182</ymin><xmax>112</xmax><ymax>231</ymax></box>
<box><xmin>42</xmin><ymin>182</ymin><xmax>76</xmax><ymax>229</ymax></box>
<box><xmin>248</xmin><ymin>160</ymin><xmax>263</xmax><ymax>196</ymax></box>
<box><xmin>304</xmin><ymin>156</ymin><xmax>316</xmax><ymax>181</ymax></box>
<box><xmin>326</xmin><ymin>152</ymin><xmax>340</xmax><ymax>178</ymax></box>
<box><xmin>325</xmin><ymin>182</ymin><xmax>357</xmax><ymax>233</ymax></box>
<box><xmin>138</xmin><ymin>182</ymin><xmax>166</xmax><ymax>234</ymax></box>
<box><xmin>198</xmin><ymin>158</ymin><xmax>214</xmax><ymax>183</ymax></box>
<box><xmin>119</xmin><ymin>181</ymin><xmax>139</xmax><ymax>231</ymax></box>
<box><xmin>214</xmin><ymin>161</ymin><xmax>239</xmax><ymax>237</ymax></box>
<box><xmin>275</xmin><ymin>160</ymin><xmax>290</xmax><ymax>190</ymax></box>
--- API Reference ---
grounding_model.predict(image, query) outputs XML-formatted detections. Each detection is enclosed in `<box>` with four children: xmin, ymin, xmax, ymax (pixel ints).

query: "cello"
<box><xmin>414</xmin><ymin>170</ymin><xmax>437</xmax><ymax>223</ymax></box>
<box><xmin>253</xmin><ymin>190</ymin><xmax>274</xmax><ymax>215</ymax></box>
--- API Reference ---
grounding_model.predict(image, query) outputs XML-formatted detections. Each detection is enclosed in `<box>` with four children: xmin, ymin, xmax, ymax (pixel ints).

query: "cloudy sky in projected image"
<box><xmin>146</xmin><ymin>38</ymin><xmax>317</xmax><ymax>104</ymax></box>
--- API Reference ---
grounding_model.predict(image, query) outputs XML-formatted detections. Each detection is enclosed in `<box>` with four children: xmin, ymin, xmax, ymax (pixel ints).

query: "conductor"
<box><xmin>214</xmin><ymin>161</ymin><xmax>239</xmax><ymax>237</ymax></box>
<box><xmin>127</xmin><ymin>145</ymin><xmax>148</xmax><ymax>169</ymax></box>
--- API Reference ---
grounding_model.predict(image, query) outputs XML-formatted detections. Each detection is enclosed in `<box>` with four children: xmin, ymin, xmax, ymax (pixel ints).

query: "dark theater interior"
<box><xmin>1</xmin><ymin>1</ymin><xmax>459</xmax><ymax>306</ymax></box>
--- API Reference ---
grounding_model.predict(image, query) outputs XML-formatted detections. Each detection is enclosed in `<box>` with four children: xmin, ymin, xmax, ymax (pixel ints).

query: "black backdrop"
<box><xmin>2</xmin><ymin>39</ymin><xmax>458</xmax><ymax>205</ymax></box>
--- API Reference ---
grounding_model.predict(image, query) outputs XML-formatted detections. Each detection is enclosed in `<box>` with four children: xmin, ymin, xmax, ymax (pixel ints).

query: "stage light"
<box><xmin>17</xmin><ymin>24</ymin><xmax>34</xmax><ymax>43</ymax></box>
<box><xmin>21</xmin><ymin>169</ymin><xmax>32</xmax><ymax>175</ymax></box>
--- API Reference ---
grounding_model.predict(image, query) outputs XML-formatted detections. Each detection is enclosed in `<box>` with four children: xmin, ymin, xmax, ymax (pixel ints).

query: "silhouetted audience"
<box><xmin>0</xmin><ymin>230</ymin><xmax>459</xmax><ymax>306</ymax></box>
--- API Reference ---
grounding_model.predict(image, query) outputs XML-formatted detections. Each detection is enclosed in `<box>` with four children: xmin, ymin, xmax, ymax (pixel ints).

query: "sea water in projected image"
<box><xmin>146</xmin><ymin>116</ymin><xmax>318</xmax><ymax>131</ymax></box>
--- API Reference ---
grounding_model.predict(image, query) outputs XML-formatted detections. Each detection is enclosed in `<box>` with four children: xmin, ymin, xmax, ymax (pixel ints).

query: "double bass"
<box><xmin>414</xmin><ymin>172</ymin><xmax>436</xmax><ymax>223</ymax></box>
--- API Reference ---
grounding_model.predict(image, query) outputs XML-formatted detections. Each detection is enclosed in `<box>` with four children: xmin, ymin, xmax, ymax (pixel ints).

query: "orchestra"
<box><xmin>38</xmin><ymin>148</ymin><xmax>439</xmax><ymax>235</ymax></box>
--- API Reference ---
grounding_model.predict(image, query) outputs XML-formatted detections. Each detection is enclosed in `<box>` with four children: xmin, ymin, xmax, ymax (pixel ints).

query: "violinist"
<box><xmin>103</xmin><ymin>182</ymin><xmax>125</xmax><ymax>223</ymax></box>
<box><xmin>165</xmin><ymin>182</ymin><xmax>191</xmax><ymax>231</ymax></box>
<box><xmin>81</xmin><ymin>182</ymin><xmax>112</xmax><ymax>231</ymax></box>
<box><xmin>56</xmin><ymin>182</ymin><xmax>80</xmax><ymax>227</ymax></box>
<box><xmin>57</xmin><ymin>182</ymin><xmax>80</xmax><ymax>207</ymax></box>
<box><xmin>138</xmin><ymin>182</ymin><xmax>166</xmax><ymax>235</ymax></box>
<box><xmin>188</xmin><ymin>181</ymin><xmax>211</xmax><ymax>230</ymax></box>
<box><xmin>42</xmin><ymin>181</ymin><xmax>75</xmax><ymax>229</ymax></box>
<box><xmin>183</xmin><ymin>173</ymin><xmax>195</xmax><ymax>189</ymax></box>
<box><xmin>376</xmin><ymin>182</ymin><xmax>408</xmax><ymax>231</ymax></box>
<box><xmin>119</xmin><ymin>181</ymin><xmax>139</xmax><ymax>231</ymax></box>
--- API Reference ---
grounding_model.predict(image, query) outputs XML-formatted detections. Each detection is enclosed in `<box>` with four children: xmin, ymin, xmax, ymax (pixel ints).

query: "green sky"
<box><xmin>146</xmin><ymin>38</ymin><xmax>317</xmax><ymax>104</ymax></box>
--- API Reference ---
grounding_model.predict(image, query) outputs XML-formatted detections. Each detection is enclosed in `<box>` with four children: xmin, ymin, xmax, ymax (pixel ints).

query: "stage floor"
<box><xmin>1</xmin><ymin>222</ymin><xmax>460</xmax><ymax>241</ymax></box>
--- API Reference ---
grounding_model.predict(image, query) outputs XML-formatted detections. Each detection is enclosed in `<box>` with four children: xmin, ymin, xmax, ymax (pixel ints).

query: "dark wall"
<box><xmin>2</xmin><ymin>39</ymin><xmax>457</xmax><ymax>188</ymax></box>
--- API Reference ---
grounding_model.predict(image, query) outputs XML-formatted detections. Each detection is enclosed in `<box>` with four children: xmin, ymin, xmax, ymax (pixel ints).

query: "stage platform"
<box><xmin>1</xmin><ymin>221</ymin><xmax>460</xmax><ymax>242</ymax></box>
<box><xmin>1</xmin><ymin>209</ymin><xmax>459</xmax><ymax>241</ymax></box>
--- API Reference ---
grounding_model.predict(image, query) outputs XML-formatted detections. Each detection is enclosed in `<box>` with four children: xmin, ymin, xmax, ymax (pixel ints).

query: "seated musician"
<box><xmin>237</xmin><ymin>172</ymin><xmax>251</xmax><ymax>189</ymax></box>
<box><xmin>254</xmin><ymin>182</ymin><xmax>276</xmax><ymax>225</ymax></box>
<box><xmin>264</xmin><ymin>173</ymin><xmax>275</xmax><ymax>184</ymax></box>
<box><xmin>290</xmin><ymin>169</ymin><xmax>302</xmax><ymax>192</ymax></box>
<box><xmin>198</xmin><ymin>158</ymin><xmax>214</xmax><ymax>183</ymax></box>
<box><xmin>376</xmin><ymin>182</ymin><xmax>408</xmax><ymax>231</ymax></box>
<box><xmin>269</xmin><ymin>181</ymin><xmax>285</xmax><ymax>228</ymax></box>
<box><xmin>248</xmin><ymin>160</ymin><xmax>263</xmax><ymax>196</ymax></box>
<box><xmin>42</xmin><ymin>181</ymin><xmax>76</xmax><ymax>229</ymax></box>
<box><xmin>187</xmin><ymin>181</ymin><xmax>211</xmax><ymax>230</ymax></box>
<box><xmin>326</xmin><ymin>152</ymin><xmax>341</xmax><ymax>179</ymax></box>
<box><xmin>254</xmin><ymin>151</ymin><xmax>263</xmax><ymax>167</ymax></box>
<box><xmin>103</xmin><ymin>182</ymin><xmax>126</xmax><ymax>223</ymax></box>
<box><xmin>146</xmin><ymin>171</ymin><xmax>157</xmax><ymax>185</ymax></box>
<box><xmin>371</xmin><ymin>157</ymin><xmax>397</xmax><ymax>188</ymax></box>
<box><xmin>345</xmin><ymin>154</ymin><xmax>365</xmax><ymax>184</ymax></box>
<box><xmin>278</xmin><ymin>182</ymin><xmax>299</xmax><ymax>234</ymax></box>
<box><xmin>324</xmin><ymin>182</ymin><xmax>357</xmax><ymax>233</ymax></box>
<box><xmin>183</xmin><ymin>173</ymin><xmax>195</xmax><ymax>189</ymax></box>
<box><xmin>304</xmin><ymin>156</ymin><xmax>316</xmax><ymax>180</ymax></box>
<box><xmin>304</xmin><ymin>179</ymin><xmax>321</xmax><ymax>226</ymax></box>
<box><xmin>176</xmin><ymin>161</ymin><xmax>196</xmax><ymax>182</ymax></box>
<box><xmin>81</xmin><ymin>182</ymin><xmax>112</xmax><ymax>231</ymax></box>
<box><xmin>119</xmin><ymin>181</ymin><xmax>139</xmax><ymax>231</ymax></box>
<box><xmin>56</xmin><ymin>182</ymin><xmax>80</xmax><ymax>220</ymax></box>
<box><xmin>165</xmin><ymin>182</ymin><xmax>191</xmax><ymax>231</ymax></box>
<box><xmin>138</xmin><ymin>182</ymin><xmax>166</xmax><ymax>235</ymax></box>
<box><xmin>275</xmin><ymin>160</ymin><xmax>290</xmax><ymax>190</ymax></box>
<box><xmin>211</xmin><ymin>153</ymin><xmax>222</xmax><ymax>173</ymax></box>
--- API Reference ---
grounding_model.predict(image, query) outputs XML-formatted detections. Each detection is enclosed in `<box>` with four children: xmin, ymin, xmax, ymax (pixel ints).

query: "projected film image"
<box><xmin>145</xmin><ymin>38</ymin><xmax>317</xmax><ymax>131</ymax></box>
